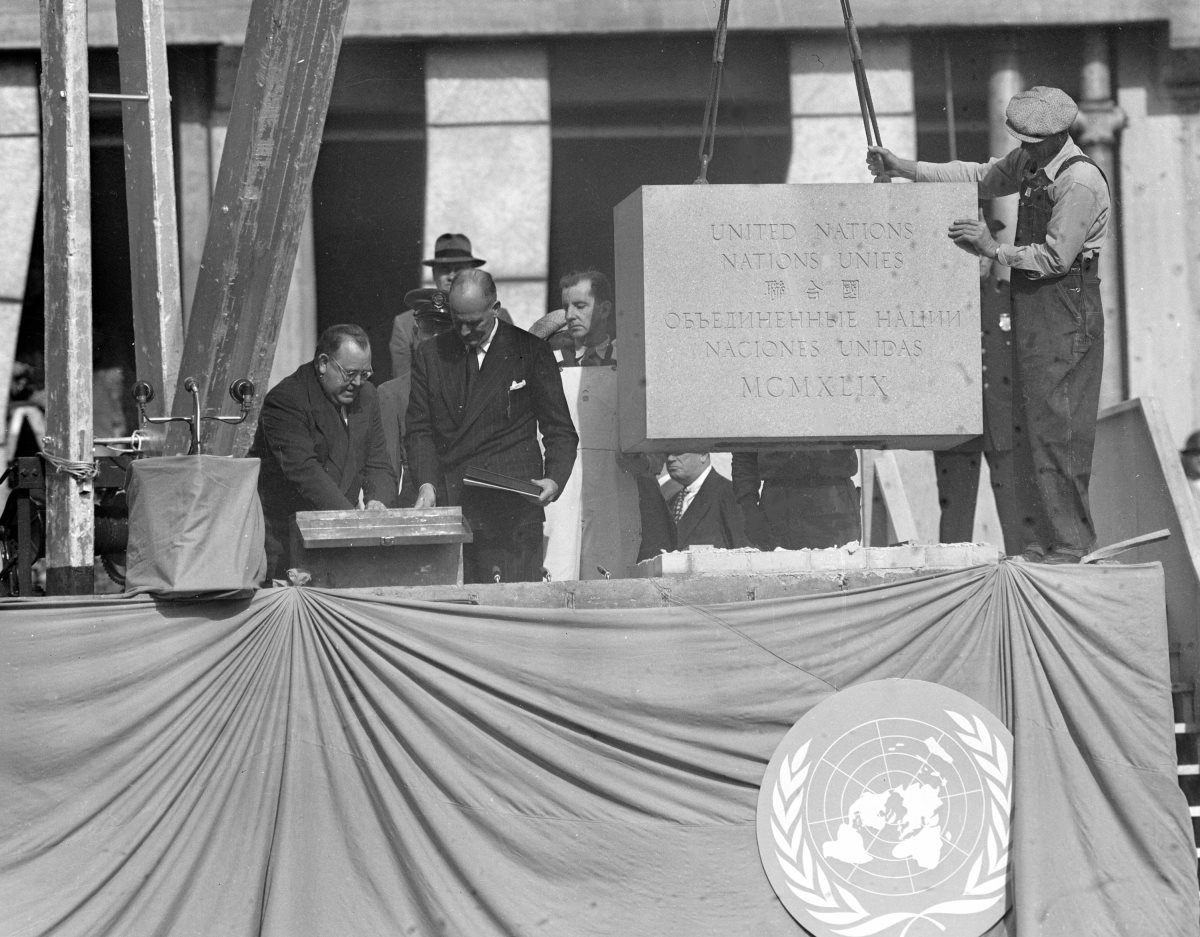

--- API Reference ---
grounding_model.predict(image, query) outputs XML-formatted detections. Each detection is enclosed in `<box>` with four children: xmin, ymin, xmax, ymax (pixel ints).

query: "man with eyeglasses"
<box><xmin>250</xmin><ymin>323</ymin><xmax>397</xmax><ymax>580</ymax></box>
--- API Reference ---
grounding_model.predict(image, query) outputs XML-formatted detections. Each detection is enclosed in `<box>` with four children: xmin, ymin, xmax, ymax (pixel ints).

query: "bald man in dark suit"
<box><xmin>406</xmin><ymin>270</ymin><xmax>578</xmax><ymax>582</ymax></box>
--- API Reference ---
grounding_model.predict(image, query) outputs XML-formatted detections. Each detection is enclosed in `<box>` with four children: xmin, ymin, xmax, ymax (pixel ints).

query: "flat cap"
<box><xmin>1005</xmin><ymin>86</ymin><xmax>1078</xmax><ymax>142</ymax></box>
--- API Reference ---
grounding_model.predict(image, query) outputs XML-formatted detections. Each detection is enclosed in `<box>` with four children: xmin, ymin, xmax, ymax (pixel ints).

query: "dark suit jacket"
<box><xmin>377</xmin><ymin>377</ymin><xmax>407</xmax><ymax>477</ymax></box>
<box><xmin>406</xmin><ymin>319</ymin><xmax>578</xmax><ymax>528</ymax></box>
<box><xmin>637</xmin><ymin>469</ymin><xmax>749</xmax><ymax>559</ymax></box>
<box><xmin>673</xmin><ymin>470</ymin><xmax>749</xmax><ymax>551</ymax></box>
<box><xmin>377</xmin><ymin>376</ymin><xmax>420</xmax><ymax>506</ymax></box>
<box><xmin>249</xmin><ymin>364</ymin><xmax>397</xmax><ymax>552</ymax></box>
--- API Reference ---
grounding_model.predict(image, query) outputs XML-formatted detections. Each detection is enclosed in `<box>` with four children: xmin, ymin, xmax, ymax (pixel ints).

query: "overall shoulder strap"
<box><xmin>1058</xmin><ymin>154</ymin><xmax>1109</xmax><ymax>190</ymax></box>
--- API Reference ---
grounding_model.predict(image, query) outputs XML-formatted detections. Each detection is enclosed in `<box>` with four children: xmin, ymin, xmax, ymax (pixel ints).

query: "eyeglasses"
<box><xmin>327</xmin><ymin>356</ymin><xmax>373</xmax><ymax>384</ymax></box>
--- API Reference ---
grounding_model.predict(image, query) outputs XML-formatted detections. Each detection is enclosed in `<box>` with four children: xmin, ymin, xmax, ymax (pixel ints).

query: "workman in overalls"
<box><xmin>867</xmin><ymin>86</ymin><xmax>1110</xmax><ymax>563</ymax></box>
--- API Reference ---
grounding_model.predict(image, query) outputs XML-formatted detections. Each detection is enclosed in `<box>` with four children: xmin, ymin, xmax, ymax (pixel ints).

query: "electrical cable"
<box><xmin>39</xmin><ymin>450</ymin><xmax>98</xmax><ymax>481</ymax></box>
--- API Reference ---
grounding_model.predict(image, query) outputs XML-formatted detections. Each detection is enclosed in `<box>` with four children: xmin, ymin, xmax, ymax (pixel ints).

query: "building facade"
<box><xmin>1</xmin><ymin>0</ymin><xmax>1199</xmax><ymax>449</ymax></box>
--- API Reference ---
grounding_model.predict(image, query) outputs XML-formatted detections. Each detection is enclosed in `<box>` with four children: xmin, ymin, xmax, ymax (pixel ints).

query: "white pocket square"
<box><xmin>509</xmin><ymin>379</ymin><xmax>527</xmax><ymax>391</ymax></box>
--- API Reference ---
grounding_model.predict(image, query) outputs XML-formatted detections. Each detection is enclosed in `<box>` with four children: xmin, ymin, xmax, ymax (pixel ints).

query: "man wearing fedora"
<box><xmin>867</xmin><ymin>86</ymin><xmax>1110</xmax><ymax>564</ymax></box>
<box><xmin>388</xmin><ymin>232</ymin><xmax>487</xmax><ymax>383</ymax></box>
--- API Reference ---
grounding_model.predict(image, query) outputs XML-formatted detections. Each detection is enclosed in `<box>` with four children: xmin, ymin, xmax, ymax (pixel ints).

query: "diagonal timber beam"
<box><xmin>115</xmin><ymin>0</ymin><xmax>183</xmax><ymax>416</ymax></box>
<box><xmin>168</xmin><ymin>0</ymin><xmax>350</xmax><ymax>455</ymax></box>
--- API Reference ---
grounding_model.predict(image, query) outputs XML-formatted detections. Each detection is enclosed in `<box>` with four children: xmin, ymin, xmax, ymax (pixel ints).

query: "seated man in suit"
<box><xmin>406</xmin><ymin>269</ymin><xmax>578</xmax><ymax>583</ymax></box>
<box><xmin>635</xmin><ymin>452</ymin><xmax>749</xmax><ymax>557</ymax></box>
<box><xmin>249</xmin><ymin>324</ymin><xmax>397</xmax><ymax>580</ymax></box>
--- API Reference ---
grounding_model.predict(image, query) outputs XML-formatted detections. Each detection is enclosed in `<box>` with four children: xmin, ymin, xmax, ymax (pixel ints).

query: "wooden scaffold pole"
<box><xmin>39</xmin><ymin>0</ymin><xmax>95</xmax><ymax>594</ymax></box>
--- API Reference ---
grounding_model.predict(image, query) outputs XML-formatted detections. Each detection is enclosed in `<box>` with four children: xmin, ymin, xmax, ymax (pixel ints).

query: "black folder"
<box><xmin>462</xmin><ymin>466</ymin><xmax>543</xmax><ymax>500</ymax></box>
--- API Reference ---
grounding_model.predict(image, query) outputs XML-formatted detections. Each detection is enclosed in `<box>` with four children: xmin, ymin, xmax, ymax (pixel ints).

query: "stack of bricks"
<box><xmin>630</xmin><ymin>543</ymin><xmax>1002</xmax><ymax>579</ymax></box>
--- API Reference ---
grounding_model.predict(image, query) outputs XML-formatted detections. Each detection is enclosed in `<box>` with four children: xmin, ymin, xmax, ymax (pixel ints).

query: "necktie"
<box><xmin>671</xmin><ymin>488</ymin><xmax>687</xmax><ymax>522</ymax></box>
<box><xmin>466</xmin><ymin>349</ymin><xmax>479</xmax><ymax>392</ymax></box>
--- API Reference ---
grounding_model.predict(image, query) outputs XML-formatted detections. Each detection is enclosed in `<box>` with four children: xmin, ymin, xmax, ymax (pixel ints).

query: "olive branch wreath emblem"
<box><xmin>769</xmin><ymin>711</ymin><xmax>1010</xmax><ymax>937</ymax></box>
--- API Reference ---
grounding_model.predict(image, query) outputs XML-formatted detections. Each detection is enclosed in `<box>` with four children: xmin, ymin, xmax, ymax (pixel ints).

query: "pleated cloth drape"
<box><xmin>1</xmin><ymin>562</ymin><xmax>1195</xmax><ymax>937</ymax></box>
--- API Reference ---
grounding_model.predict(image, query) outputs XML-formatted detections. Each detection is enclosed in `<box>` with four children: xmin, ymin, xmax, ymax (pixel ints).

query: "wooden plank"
<box><xmin>115</xmin><ymin>0</ymin><xmax>183</xmax><ymax>415</ymax></box>
<box><xmin>859</xmin><ymin>450</ymin><xmax>875</xmax><ymax>546</ymax></box>
<box><xmin>167</xmin><ymin>0</ymin><xmax>350</xmax><ymax>456</ymax></box>
<box><xmin>1091</xmin><ymin>397</ymin><xmax>1200</xmax><ymax>718</ymax></box>
<box><xmin>39</xmin><ymin>0</ymin><xmax>94</xmax><ymax>594</ymax></box>
<box><xmin>1</xmin><ymin>0</ymin><xmax>1193</xmax><ymax>50</ymax></box>
<box><xmin>874</xmin><ymin>451</ymin><xmax>919</xmax><ymax>544</ymax></box>
<box><xmin>0</xmin><ymin>61</ymin><xmax>40</xmax><ymax>484</ymax></box>
<box><xmin>1117</xmin><ymin>48</ymin><xmax>1200</xmax><ymax>442</ymax></box>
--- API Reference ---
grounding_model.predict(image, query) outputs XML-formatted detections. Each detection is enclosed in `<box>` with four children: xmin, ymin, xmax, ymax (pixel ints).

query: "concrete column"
<box><xmin>424</xmin><ymin>45</ymin><xmax>550</xmax><ymax>329</ymax></box>
<box><xmin>988</xmin><ymin>40</ymin><xmax>1022</xmax><ymax>274</ymax></box>
<box><xmin>786</xmin><ymin>35</ymin><xmax>915</xmax><ymax>184</ymax></box>
<box><xmin>0</xmin><ymin>59</ymin><xmax>40</xmax><ymax>477</ymax></box>
<box><xmin>172</xmin><ymin>48</ymin><xmax>213</xmax><ymax>333</ymax></box>
<box><xmin>1117</xmin><ymin>40</ymin><xmax>1200</xmax><ymax>445</ymax></box>
<box><xmin>268</xmin><ymin>208</ymin><xmax>317</xmax><ymax>390</ymax></box>
<box><xmin>1077</xmin><ymin>28</ymin><xmax>1128</xmax><ymax>408</ymax></box>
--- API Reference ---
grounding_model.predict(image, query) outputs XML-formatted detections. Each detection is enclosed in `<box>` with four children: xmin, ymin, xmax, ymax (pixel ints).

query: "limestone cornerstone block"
<box><xmin>614</xmin><ymin>183</ymin><xmax>982</xmax><ymax>451</ymax></box>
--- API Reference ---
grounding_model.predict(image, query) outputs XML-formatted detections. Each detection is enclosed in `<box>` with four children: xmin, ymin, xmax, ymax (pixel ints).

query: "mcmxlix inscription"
<box><xmin>614</xmin><ymin>184</ymin><xmax>982</xmax><ymax>451</ymax></box>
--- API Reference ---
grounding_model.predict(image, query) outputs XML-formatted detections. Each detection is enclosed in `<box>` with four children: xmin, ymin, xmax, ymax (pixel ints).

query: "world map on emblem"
<box><xmin>756</xmin><ymin>680</ymin><xmax>1013</xmax><ymax>937</ymax></box>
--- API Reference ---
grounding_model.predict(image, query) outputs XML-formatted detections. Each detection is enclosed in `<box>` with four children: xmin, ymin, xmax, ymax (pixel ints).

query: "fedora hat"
<box><xmin>422</xmin><ymin>232</ymin><xmax>486</xmax><ymax>268</ymax></box>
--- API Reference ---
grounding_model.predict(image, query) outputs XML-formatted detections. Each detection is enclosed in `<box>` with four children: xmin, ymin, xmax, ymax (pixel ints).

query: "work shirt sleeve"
<box><xmin>913</xmin><ymin>152</ymin><xmax>1023</xmax><ymax>199</ymax></box>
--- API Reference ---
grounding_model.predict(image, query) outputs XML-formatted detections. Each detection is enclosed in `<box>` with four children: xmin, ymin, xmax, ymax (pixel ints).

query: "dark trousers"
<box><xmin>460</xmin><ymin>486</ymin><xmax>544</xmax><ymax>584</ymax></box>
<box><xmin>1010</xmin><ymin>264</ymin><xmax>1105</xmax><ymax>556</ymax></box>
<box><xmin>934</xmin><ymin>448</ymin><xmax>1021</xmax><ymax>554</ymax></box>
<box><xmin>755</xmin><ymin>479</ymin><xmax>861</xmax><ymax>549</ymax></box>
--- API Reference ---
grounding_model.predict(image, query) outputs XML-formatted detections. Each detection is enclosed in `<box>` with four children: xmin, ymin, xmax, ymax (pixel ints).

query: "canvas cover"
<box><xmin>0</xmin><ymin>562</ymin><xmax>1195</xmax><ymax>937</ymax></box>
<box><xmin>124</xmin><ymin>455</ymin><xmax>267</xmax><ymax>597</ymax></box>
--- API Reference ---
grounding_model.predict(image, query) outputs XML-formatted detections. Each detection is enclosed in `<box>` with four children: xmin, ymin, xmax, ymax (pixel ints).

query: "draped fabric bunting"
<box><xmin>0</xmin><ymin>562</ymin><xmax>1196</xmax><ymax>937</ymax></box>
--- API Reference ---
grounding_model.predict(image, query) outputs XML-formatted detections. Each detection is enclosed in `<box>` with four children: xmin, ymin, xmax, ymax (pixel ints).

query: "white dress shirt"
<box><xmin>475</xmin><ymin>317</ymin><xmax>500</xmax><ymax>369</ymax></box>
<box><xmin>673</xmin><ymin>464</ymin><xmax>713</xmax><ymax>518</ymax></box>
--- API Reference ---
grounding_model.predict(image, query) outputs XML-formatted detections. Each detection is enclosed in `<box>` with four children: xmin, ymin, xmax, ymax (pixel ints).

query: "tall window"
<box><xmin>548</xmin><ymin>34</ymin><xmax>791</xmax><ymax>291</ymax></box>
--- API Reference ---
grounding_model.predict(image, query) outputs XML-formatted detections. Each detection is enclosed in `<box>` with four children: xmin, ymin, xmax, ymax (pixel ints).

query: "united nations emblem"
<box><xmin>757</xmin><ymin>679</ymin><xmax>1012</xmax><ymax>937</ymax></box>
